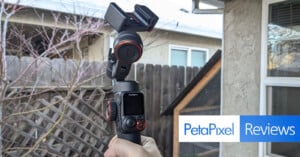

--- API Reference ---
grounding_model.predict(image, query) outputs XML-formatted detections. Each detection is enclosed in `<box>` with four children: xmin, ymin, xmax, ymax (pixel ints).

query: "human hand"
<box><xmin>104</xmin><ymin>135</ymin><xmax>162</xmax><ymax>157</ymax></box>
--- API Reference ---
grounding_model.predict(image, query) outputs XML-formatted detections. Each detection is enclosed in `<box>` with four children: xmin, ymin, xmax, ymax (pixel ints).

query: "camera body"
<box><xmin>115</xmin><ymin>92</ymin><xmax>145</xmax><ymax>133</ymax></box>
<box><xmin>106</xmin><ymin>81</ymin><xmax>145</xmax><ymax>144</ymax></box>
<box><xmin>104</xmin><ymin>3</ymin><xmax>158</xmax><ymax>144</ymax></box>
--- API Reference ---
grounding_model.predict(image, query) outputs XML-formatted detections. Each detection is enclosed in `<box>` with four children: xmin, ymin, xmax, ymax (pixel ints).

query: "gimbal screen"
<box><xmin>123</xmin><ymin>93</ymin><xmax>144</xmax><ymax>115</ymax></box>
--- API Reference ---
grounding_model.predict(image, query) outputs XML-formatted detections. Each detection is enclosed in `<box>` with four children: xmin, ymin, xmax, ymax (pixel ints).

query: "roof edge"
<box><xmin>5</xmin><ymin>0</ymin><xmax>222</xmax><ymax>39</ymax></box>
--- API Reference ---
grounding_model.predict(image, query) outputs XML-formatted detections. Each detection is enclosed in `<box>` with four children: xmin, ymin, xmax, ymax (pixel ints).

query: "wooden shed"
<box><xmin>161</xmin><ymin>50</ymin><xmax>221</xmax><ymax>157</ymax></box>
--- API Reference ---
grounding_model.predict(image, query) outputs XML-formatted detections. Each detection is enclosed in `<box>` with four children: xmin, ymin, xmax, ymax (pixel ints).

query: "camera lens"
<box><xmin>114</xmin><ymin>31</ymin><xmax>143</xmax><ymax>63</ymax></box>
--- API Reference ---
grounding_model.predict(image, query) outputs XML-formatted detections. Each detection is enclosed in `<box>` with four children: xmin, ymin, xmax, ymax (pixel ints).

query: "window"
<box><xmin>191</xmin><ymin>49</ymin><xmax>207</xmax><ymax>67</ymax></box>
<box><xmin>170</xmin><ymin>48</ymin><xmax>188</xmax><ymax>66</ymax></box>
<box><xmin>261</xmin><ymin>0</ymin><xmax>300</xmax><ymax>157</ymax></box>
<box><xmin>169</xmin><ymin>45</ymin><xmax>208</xmax><ymax>67</ymax></box>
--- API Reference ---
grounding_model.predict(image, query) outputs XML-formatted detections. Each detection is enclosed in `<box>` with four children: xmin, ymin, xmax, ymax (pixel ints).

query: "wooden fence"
<box><xmin>2</xmin><ymin>56</ymin><xmax>200</xmax><ymax>157</ymax></box>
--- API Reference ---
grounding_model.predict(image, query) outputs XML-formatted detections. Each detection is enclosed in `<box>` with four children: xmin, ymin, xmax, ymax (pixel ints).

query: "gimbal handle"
<box><xmin>117</xmin><ymin>131</ymin><xmax>141</xmax><ymax>145</ymax></box>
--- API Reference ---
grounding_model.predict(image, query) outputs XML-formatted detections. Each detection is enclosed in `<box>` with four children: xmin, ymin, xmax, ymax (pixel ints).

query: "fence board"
<box><xmin>90</xmin><ymin>61</ymin><xmax>102</xmax><ymax>86</ymax></box>
<box><xmin>169</xmin><ymin>66</ymin><xmax>178</xmax><ymax>105</ymax></box>
<box><xmin>160</xmin><ymin>65</ymin><xmax>170</xmax><ymax>112</ymax></box>
<box><xmin>186</xmin><ymin>67</ymin><xmax>193</xmax><ymax>85</ymax></box>
<box><xmin>192</xmin><ymin>67</ymin><xmax>200</xmax><ymax>77</ymax></box>
<box><xmin>51</xmin><ymin>58</ymin><xmax>66</xmax><ymax>86</ymax></box>
<box><xmin>152</xmin><ymin>65</ymin><xmax>161</xmax><ymax>140</ymax></box>
<box><xmin>126</xmin><ymin>63</ymin><xmax>135</xmax><ymax>80</ymax></box>
<box><xmin>144</xmin><ymin>64</ymin><xmax>154</xmax><ymax>136</ymax></box>
<box><xmin>80</xmin><ymin>60</ymin><xmax>94</xmax><ymax>86</ymax></box>
<box><xmin>136</xmin><ymin>63</ymin><xmax>145</xmax><ymax>90</ymax></box>
<box><xmin>6</xmin><ymin>56</ymin><xmax>20</xmax><ymax>84</ymax></box>
<box><xmin>19</xmin><ymin>57</ymin><xmax>36</xmax><ymax>86</ymax></box>
<box><xmin>176</xmin><ymin>66</ymin><xmax>185</xmax><ymax>96</ymax></box>
<box><xmin>65</xmin><ymin>59</ymin><xmax>77</xmax><ymax>86</ymax></box>
<box><xmin>36</xmin><ymin>57</ymin><xmax>52</xmax><ymax>86</ymax></box>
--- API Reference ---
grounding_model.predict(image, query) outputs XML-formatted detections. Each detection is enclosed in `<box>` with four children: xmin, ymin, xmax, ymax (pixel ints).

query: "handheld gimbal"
<box><xmin>104</xmin><ymin>2</ymin><xmax>158</xmax><ymax>144</ymax></box>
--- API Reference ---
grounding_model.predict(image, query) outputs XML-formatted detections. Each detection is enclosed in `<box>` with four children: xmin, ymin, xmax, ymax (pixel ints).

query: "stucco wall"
<box><xmin>222</xmin><ymin>0</ymin><xmax>262</xmax><ymax>157</ymax></box>
<box><xmin>88</xmin><ymin>28</ymin><xmax>112</xmax><ymax>62</ymax></box>
<box><xmin>138</xmin><ymin>30</ymin><xmax>222</xmax><ymax>65</ymax></box>
<box><xmin>86</xmin><ymin>29</ymin><xmax>221</xmax><ymax>64</ymax></box>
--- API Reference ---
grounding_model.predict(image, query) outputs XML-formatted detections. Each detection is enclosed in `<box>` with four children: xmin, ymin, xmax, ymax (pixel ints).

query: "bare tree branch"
<box><xmin>0</xmin><ymin>1</ymin><xmax>109</xmax><ymax>156</ymax></box>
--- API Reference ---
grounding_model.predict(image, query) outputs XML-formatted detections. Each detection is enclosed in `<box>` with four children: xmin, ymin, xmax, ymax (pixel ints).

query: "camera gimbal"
<box><xmin>104</xmin><ymin>2</ymin><xmax>158</xmax><ymax>144</ymax></box>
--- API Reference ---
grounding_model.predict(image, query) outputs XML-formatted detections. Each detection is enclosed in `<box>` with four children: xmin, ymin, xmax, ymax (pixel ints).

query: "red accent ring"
<box><xmin>136</xmin><ymin>120</ymin><xmax>146</xmax><ymax>131</ymax></box>
<box><xmin>114</xmin><ymin>40</ymin><xmax>143</xmax><ymax>63</ymax></box>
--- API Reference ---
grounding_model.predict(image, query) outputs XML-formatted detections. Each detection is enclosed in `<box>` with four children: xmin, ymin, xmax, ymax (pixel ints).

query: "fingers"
<box><xmin>141</xmin><ymin>136</ymin><xmax>162</xmax><ymax>157</ymax></box>
<box><xmin>141</xmin><ymin>135</ymin><xmax>156</xmax><ymax>146</ymax></box>
<box><xmin>104</xmin><ymin>147</ymin><xmax>117</xmax><ymax>157</ymax></box>
<box><xmin>105</xmin><ymin>136</ymin><xmax>148</xmax><ymax>157</ymax></box>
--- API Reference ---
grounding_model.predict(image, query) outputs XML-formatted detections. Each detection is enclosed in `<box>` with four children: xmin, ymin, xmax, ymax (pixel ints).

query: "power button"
<box><xmin>136</xmin><ymin>120</ymin><xmax>145</xmax><ymax>131</ymax></box>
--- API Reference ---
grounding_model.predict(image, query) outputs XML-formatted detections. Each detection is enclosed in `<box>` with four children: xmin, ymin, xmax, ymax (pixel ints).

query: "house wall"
<box><xmin>88</xmin><ymin>29</ymin><xmax>221</xmax><ymax>64</ymax></box>
<box><xmin>8</xmin><ymin>8</ymin><xmax>110</xmax><ymax>60</ymax></box>
<box><xmin>138</xmin><ymin>30</ymin><xmax>222</xmax><ymax>65</ymax></box>
<box><xmin>222</xmin><ymin>0</ymin><xmax>262</xmax><ymax>157</ymax></box>
<box><xmin>9</xmin><ymin>8</ymin><xmax>221</xmax><ymax>65</ymax></box>
<box><xmin>88</xmin><ymin>29</ymin><xmax>112</xmax><ymax>62</ymax></box>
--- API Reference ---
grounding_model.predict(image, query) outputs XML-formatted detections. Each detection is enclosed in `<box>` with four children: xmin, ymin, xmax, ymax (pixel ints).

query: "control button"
<box><xmin>126</xmin><ymin>118</ymin><xmax>136</xmax><ymax>128</ymax></box>
<box><xmin>136</xmin><ymin>120</ymin><xmax>145</xmax><ymax>131</ymax></box>
<box><xmin>105</xmin><ymin>101</ymin><xmax>117</xmax><ymax>121</ymax></box>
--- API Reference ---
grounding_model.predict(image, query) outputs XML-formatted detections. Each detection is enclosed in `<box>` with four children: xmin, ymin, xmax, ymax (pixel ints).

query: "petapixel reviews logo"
<box><xmin>184</xmin><ymin>122</ymin><xmax>234</xmax><ymax>136</ymax></box>
<box><xmin>179</xmin><ymin>116</ymin><xmax>240</xmax><ymax>142</ymax></box>
<box><xmin>179</xmin><ymin>115</ymin><xmax>300</xmax><ymax>142</ymax></box>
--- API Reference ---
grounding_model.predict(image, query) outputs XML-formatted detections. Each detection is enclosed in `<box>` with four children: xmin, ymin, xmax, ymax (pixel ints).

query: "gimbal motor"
<box><xmin>105</xmin><ymin>2</ymin><xmax>158</xmax><ymax>81</ymax></box>
<box><xmin>106</xmin><ymin>31</ymin><xmax>143</xmax><ymax>81</ymax></box>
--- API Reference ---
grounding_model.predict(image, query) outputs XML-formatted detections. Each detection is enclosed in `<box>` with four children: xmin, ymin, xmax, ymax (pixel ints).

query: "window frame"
<box><xmin>260</xmin><ymin>0</ymin><xmax>300</xmax><ymax>157</ymax></box>
<box><xmin>168</xmin><ymin>44</ymin><xmax>209</xmax><ymax>67</ymax></box>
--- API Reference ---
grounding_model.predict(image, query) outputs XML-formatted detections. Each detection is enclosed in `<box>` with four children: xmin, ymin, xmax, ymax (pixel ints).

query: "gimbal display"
<box><xmin>104</xmin><ymin>2</ymin><xmax>158</xmax><ymax>144</ymax></box>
